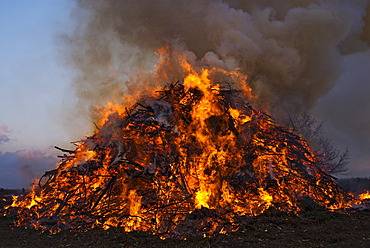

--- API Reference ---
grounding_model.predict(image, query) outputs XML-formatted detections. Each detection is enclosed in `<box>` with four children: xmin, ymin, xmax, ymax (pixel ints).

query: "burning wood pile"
<box><xmin>5</xmin><ymin>69</ymin><xmax>348</xmax><ymax>239</ymax></box>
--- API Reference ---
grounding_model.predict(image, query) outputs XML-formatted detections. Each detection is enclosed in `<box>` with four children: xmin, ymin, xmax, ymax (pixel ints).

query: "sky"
<box><xmin>313</xmin><ymin>50</ymin><xmax>370</xmax><ymax>177</ymax></box>
<box><xmin>0</xmin><ymin>0</ymin><xmax>369</xmax><ymax>188</ymax></box>
<box><xmin>0</xmin><ymin>0</ymin><xmax>78</xmax><ymax>150</ymax></box>
<box><xmin>0</xmin><ymin>0</ymin><xmax>80</xmax><ymax>188</ymax></box>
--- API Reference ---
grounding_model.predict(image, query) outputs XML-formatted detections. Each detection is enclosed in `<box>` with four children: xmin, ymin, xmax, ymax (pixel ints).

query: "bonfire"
<box><xmin>5</xmin><ymin>54</ymin><xmax>350</xmax><ymax>239</ymax></box>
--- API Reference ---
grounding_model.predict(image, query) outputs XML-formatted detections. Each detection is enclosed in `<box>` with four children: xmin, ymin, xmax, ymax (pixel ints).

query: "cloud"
<box><xmin>0</xmin><ymin>125</ymin><xmax>10</xmax><ymax>133</ymax></box>
<box><xmin>0</xmin><ymin>149</ymin><xmax>57</xmax><ymax>189</ymax></box>
<box><xmin>0</xmin><ymin>134</ymin><xmax>10</xmax><ymax>144</ymax></box>
<box><xmin>0</xmin><ymin>124</ymin><xmax>10</xmax><ymax>144</ymax></box>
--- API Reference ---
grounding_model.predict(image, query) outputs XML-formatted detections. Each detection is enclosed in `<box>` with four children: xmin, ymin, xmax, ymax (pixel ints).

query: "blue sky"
<box><xmin>0</xmin><ymin>0</ymin><xmax>79</xmax><ymax>188</ymax></box>
<box><xmin>0</xmin><ymin>0</ymin><xmax>77</xmax><ymax>151</ymax></box>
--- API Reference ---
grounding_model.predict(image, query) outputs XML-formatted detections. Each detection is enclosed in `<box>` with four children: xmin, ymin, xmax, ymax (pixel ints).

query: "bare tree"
<box><xmin>288</xmin><ymin>114</ymin><xmax>349</xmax><ymax>175</ymax></box>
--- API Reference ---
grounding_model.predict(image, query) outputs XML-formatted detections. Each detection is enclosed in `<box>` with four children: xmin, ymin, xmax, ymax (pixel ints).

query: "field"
<box><xmin>1</xmin><ymin>189</ymin><xmax>370</xmax><ymax>248</ymax></box>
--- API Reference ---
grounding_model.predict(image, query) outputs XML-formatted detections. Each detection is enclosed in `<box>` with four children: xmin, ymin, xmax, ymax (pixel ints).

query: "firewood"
<box><xmin>4</xmin><ymin>81</ymin><xmax>350</xmax><ymax>239</ymax></box>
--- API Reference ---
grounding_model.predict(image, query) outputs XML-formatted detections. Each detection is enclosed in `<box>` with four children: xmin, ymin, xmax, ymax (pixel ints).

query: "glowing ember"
<box><xmin>4</xmin><ymin>58</ymin><xmax>350</xmax><ymax>239</ymax></box>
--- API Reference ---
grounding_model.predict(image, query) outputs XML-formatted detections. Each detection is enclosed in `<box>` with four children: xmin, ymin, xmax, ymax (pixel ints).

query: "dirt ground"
<box><xmin>1</xmin><ymin>190</ymin><xmax>370</xmax><ymax>248</ymax></box>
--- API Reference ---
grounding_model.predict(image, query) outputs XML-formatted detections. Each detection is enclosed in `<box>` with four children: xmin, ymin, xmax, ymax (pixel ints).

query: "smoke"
<box><xmin>62</xmin><ymin>0</ymin><xmax>370</xmax><ymax>175</ymax></box>
<box><xmin>64</xmin><ymin>0</ymin><xmax>368</xmax><ymax>118</ymax></box>
<box><xmin>313</xmin><ymin>50</ymin><xmax>370</xmax><ymax>177</ymax></box>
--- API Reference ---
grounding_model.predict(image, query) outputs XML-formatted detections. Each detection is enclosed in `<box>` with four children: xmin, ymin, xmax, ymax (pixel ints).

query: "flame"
<box><xmin>229</xmin><ymin>108</ymin><xmax>251</xmax><ymax>124</ymax></box>
<box><xmin>258</xmin><ymin>188</ymin><xmax>273</xmax><ymax>208</ymax></box>
<box><xmin>4</xmin><ymin>46</ymin><xmax>350</xmax><ymax>239</ymax></box>
<box><xmin>96</xmin><ymin>102</ymin><xmax>127</xmax><ymax>126</ymax></box>
<box><xmin>358</xmin><ymin>191</ymin><xmax>370</xmax><ymax>200</ymax></box>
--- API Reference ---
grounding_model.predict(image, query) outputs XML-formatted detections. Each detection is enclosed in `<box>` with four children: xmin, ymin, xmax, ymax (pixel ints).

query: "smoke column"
<box><xmin>62</xmin><ymin>0</ymin><xmax>370</xmax><ymax>176</ymax></box>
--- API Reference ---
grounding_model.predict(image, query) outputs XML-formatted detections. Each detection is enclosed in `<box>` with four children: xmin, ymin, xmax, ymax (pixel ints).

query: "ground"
<box><xmin>1</xmin><ymin>190</ymin><xmax>370</xmax><ymax>248</ymax></box>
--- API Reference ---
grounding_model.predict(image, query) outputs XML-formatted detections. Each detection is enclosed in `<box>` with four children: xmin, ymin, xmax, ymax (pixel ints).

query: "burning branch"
<box><xmin>4</xmin><ymin>75</ymin><xmax>350</xmax><ymax>239</ymax></box>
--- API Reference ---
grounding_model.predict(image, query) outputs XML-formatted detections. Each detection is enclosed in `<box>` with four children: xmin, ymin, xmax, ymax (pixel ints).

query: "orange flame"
<box><xmin>4</xmin><ymin>45</ymin><xmax>350</xmax><ymax>239</ymax></box>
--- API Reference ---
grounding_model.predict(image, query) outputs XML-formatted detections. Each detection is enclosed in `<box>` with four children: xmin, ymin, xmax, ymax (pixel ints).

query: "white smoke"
<box><xmin>63</xmin><ymin>0</ymin><xmax>370</xmax><ymax>176</ymax></box>
<box><xmin>65</xmin><ymin>0</ymin><xmax>368</xmax><ymax>114</ymax></box>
